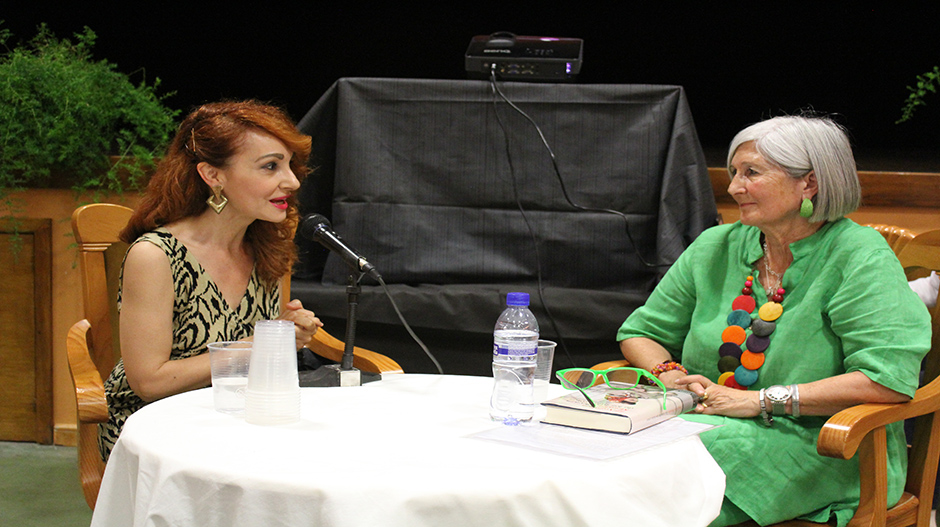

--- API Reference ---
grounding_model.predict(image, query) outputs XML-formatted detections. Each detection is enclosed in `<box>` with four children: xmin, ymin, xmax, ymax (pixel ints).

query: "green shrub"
<box><xmin>897</xmin><ymin>65</ymin><xmax>940</xmax><ymax>124</ymax></box>
<box><xmin>0</xmin><ymin>21</ymin><xmax>179</xmax><ymax>208</ymax></box>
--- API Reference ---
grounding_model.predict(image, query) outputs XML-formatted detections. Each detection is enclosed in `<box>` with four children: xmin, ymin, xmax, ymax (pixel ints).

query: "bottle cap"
<box><xmin>506</xmin><ymin>292</ymin><xmax>530</xmax><ymax>307</ymax></box>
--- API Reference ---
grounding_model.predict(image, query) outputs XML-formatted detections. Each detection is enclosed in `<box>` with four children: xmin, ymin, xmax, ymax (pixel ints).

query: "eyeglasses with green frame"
<box><xmin>555</xmin><ymin>367</ymin><xmax>667</xmax><ymax>409</ymax></box>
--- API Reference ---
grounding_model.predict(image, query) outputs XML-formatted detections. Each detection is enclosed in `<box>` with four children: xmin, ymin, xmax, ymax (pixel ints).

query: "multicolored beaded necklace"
<box><xmin>717</xmin><ymin>244</ymin><xmax>785</xmax><ymax>390</ymax></box>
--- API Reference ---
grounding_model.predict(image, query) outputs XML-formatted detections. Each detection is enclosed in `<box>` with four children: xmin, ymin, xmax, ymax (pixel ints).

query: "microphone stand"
<box><xmin>320</xmin><ymin>272</ymin><xmax>363</xmax><ymax>387</ymax></box>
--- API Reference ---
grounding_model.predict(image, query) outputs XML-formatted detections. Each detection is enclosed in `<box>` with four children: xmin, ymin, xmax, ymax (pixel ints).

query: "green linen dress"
<box><xmin>617</xmin><ymin>218</ymin><xmax>931</xmax><ymax>526</ymax></box>
<box><xmin>98</xmin><ymin>228</ymin><xmax>281</xmax><ymax>462</ymax></box>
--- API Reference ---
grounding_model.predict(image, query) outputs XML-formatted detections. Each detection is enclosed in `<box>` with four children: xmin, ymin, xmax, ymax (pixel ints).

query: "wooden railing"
<box><xmin>709</xmin><ymin>168</ymin><xmax>940</xmax><ymax>232</ymax></box>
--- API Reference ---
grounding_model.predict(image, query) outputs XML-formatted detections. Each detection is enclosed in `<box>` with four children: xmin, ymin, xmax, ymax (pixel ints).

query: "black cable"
<box><xmin>488</xmin><ymin>67</ymin><xmax>677</xmax><ymax>369</ymax></box>
<box><xmin>489</xmin><ymin>66</ymin><xmax>576</xmax><ymax>368</ymax></box>
<box><xmin>375</xmin><ymin>274</ymin><xmax>444</xmax><ymax>374</ymax></box>
<box><xmin>488</xmin><ymin>73</ymin><xmax>670</xmax><ymax>269</ymax></box>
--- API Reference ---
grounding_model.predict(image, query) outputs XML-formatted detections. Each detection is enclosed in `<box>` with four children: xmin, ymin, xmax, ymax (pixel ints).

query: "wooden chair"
<box><xmin>65</xmin><ymin>319</ymin><xmax>107</xmax><ymax>510</ymax></box>
<box><xmin>66</xmin><ymin>203</ymin><xmax>402</xmax><ymax>509</ymax></box>
<box><xmin>865</xmin><ymin>223</ymin><xmax>917</xmax><ymax>256</ymax></box>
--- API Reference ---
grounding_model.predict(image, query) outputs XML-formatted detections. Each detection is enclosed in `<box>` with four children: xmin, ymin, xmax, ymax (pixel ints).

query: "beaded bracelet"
<box><xmin>650</xmin><ymin>360</ymin><xmax>688</xmax><ymax>378</ymax></box>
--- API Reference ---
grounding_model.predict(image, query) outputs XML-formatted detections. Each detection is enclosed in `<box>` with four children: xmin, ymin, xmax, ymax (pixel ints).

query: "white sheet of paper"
<box><xmin>471</xmin><ymin>418</ymin><xmax>717</xmax><ymax>460</ymax></box>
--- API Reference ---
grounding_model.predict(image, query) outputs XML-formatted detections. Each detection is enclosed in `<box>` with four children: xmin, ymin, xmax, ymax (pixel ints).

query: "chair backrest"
<box><xmin>889</xmin><ymin>230</ymin><xmax>940</xmax><ymax>527</ymax></box>
<box><xmin>899</xmin><ymin>229</ymin><xmax>940</xmax><ymax>384</ymax></box>
<box><xmin>865</xmin><ymin>223</ymin><xmax>917</xmax><ymax>256</ymax></box>
<box><xmin>65</xmin><ymin>319</ymin><xmax>107</xmax><ymax>509</ymax></box>
<box><xmin>72</xmin><ymin>203</ymin><xmax>134</xmax><ymax>383</ymax></box>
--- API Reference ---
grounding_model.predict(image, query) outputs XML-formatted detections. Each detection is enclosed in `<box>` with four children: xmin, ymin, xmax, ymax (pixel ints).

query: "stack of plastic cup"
<box><xmin>244</xmin><ymin>319</ymin><xmax>301</xmax><ymax>425</ymax></box>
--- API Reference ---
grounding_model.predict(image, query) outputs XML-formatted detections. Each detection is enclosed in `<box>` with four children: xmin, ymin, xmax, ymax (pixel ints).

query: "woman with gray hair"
<box><xmin>617</xmin><ymin>115</ymin><xmax>930</xmax><ymax>525</ymax></box>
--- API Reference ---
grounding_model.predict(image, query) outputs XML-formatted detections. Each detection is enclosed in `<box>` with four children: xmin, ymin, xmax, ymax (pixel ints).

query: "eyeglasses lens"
<box><xmin>558</xmin><ymin>369</ymin><xmax>597</xmax><ymax>389</ymax></box>
<box><xmin>606</xmin><ymin>369</ymin><xmax>641</xmax><ymax>386</ymax></box>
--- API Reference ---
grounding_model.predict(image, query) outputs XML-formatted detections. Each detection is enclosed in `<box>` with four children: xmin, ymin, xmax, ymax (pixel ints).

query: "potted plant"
<box><xmin>0</xmin><ymin>21</ymin><xmax>178</xmax><ymax>217</ymax></box>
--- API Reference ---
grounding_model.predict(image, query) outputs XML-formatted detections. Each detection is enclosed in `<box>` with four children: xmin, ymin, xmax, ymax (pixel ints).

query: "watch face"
<box><xmin>766</xmin><ymin>385</ymin><xmax>790</xmax><ymax>402</ymax></box>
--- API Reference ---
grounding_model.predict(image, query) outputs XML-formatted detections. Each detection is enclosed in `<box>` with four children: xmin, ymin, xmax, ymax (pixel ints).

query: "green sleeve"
<box><xmin>827</xmin><ymin>244</ymin><xmax>931</xmax><ymax>397</ymax></box>
<box><xmin>616</xmin><ymin>239</ymin><xmax>698</xmax><ymax>360</ymax></box>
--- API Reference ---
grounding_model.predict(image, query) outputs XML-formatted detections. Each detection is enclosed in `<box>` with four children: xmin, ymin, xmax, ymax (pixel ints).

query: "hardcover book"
<box><xmin>541</xmin><ymin>383</ymin><xmax>701</xmax><ymax>434</ymax></box>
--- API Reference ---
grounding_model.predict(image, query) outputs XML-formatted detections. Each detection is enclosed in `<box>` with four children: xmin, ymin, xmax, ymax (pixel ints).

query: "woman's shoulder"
<box><xmin>804</xmin><ymin>218</ymin><xmax>892</xmax><ymax>257</ymax></box>
<box><xmin>125</xmin><ymin>233</ymin><xmax>172</xmax><ymax>268</ymax></box>
<box><xmin>128</xmin><ymin>228</ymin><xmax>183</xmax><ymax>255</ymax></box>
<box><xmin>688</xmin><ymin>222</ymin><xmax>758</xmax><ymax>249</ymax></box>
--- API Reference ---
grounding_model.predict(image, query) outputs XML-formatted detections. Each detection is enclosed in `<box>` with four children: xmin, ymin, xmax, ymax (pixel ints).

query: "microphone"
<box><xmin>299</xmin><ymin>214</ymin><xmax>381</xmax><ymax>281</ymax></box>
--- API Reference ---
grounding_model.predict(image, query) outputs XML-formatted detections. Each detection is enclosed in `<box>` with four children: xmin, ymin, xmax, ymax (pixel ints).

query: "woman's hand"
<box><xmin>278</xmin><ymin>299</ymin><xmax>324</xmax><ymax>350</ymax></box>
<box><xmin>654</xmin><ymin>369</ymin><xmax>687</xmax><ymax>389</ymax></box>
<box><xmin>675</xmin><ymin>374</ymin><xmax>761</xmax><ymax>418</ymax></box>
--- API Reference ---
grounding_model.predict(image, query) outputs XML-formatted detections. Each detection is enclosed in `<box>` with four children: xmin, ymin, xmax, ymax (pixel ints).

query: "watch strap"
<box><xmin>759</xmin><ymin>388</ymin><xmax>773</xmax><ymax>426</ymax></box>
<box><xmin>790</xmin><ymin>384</ymin><xmax>800</xmax><ymax>418</ymax></box>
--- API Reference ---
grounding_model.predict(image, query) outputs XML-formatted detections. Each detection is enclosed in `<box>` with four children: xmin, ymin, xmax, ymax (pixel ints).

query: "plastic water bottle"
<box><xmin>490</xmin><ymin>292</ymin><xmax>539</xmax><ymax>424</ymax></box>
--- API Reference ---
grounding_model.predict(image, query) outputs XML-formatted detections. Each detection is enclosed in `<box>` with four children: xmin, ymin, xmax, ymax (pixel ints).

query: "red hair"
<box><xmin>122</xmin><ymin>100</ymin><xmax>311</xmax><ymax>283</ymax></box>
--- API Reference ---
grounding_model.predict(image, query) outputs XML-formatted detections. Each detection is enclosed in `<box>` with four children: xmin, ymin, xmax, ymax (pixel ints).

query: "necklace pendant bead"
<box><xmin>758</xmin><ymin>301</ymin><xmax>783</xmax><ymax>322</ymax></box>
<box><xmin>732</xmin><ymin>295</ymin><xmax>756</xmax><ymax>313</ymax></box>
<box><xmin>751</xmin><ymin>318</ymin><xmax>776</xmax><ymax>337</ymax></box>
<box><xmin>741</xmin><ymin>350</ymin><xmax>766</xmax><ymax>369</ymax></box>
<box><xmin>717</xmin><ymin>371</ymin><xmax>735</xmax><ymax>385</ymax></box>
<box><xmin>727</xmin><ymin>309</ymin><xmax>752</xmax><ymax>328</ymax></box>
<box><xmin>733</xmin><ymin>365</ymin><xmax>758</xmax><ymax>387</ymax></box>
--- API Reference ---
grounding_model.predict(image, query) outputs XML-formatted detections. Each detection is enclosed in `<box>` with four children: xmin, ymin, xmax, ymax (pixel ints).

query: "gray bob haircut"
<box><xmin>726</xmin><ymin>115</ymin><xmax>861</xmax><ymax>222</ymax></box>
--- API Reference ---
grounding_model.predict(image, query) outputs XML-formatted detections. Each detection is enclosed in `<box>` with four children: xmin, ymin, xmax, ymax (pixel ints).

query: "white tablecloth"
<box><xmin>92</xmin><ymin>374</ymin><xmax>725</xmax><ymax>527</ymax></box>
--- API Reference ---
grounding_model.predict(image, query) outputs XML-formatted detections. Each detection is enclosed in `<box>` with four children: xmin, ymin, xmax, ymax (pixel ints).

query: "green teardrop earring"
<box><xmin>799</xmin><ymin>197</ymin><xmax>814</xmax><ymax>219</ymax></box>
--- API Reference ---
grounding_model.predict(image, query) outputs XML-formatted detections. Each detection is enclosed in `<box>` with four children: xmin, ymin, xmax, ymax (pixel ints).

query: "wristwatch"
<box><xmin>759</xmin><ymin>388</ymin><xmax>773</xmax><ymax>426</ymax></box>
<box><xmin>765</xmin><ymin>385</ymin><xmax>792</xmax><ymax>416</ymax></box>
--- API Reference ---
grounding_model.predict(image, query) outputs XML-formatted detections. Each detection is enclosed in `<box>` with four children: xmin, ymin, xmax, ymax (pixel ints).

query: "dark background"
<box><xmin>6</xmin><ymin>3</ymin><xmax>939</xmax><ymax>373</ymax></box>
<box><xmin>5</xmin><ymin>3</ymin><xmax>940</xmax><ymax>170</ymax></box>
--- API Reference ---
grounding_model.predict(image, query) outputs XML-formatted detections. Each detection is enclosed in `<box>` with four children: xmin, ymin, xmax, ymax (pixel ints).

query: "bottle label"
<box><xmin>493</xmin><ymin>341</ymin><xmax>537</xmax><ymax>358</ymax></box>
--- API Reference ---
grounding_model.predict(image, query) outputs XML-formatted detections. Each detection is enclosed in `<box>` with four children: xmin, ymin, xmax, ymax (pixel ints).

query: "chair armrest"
<box><xmin>591</xmin><ymin>359</ymin><xmax>631</xmax><ymax>370</ymax></box>
<box><xmin>817</xmin><ymin>377</ymin><xmax>940</xmax><ymax>460</ymax></box>
<box><xmin>307</xmin><ymin>328</ymin><xmax>404</xmax><ymax>374</ymax></box>
<box><xmin>66</xmin><ymin>320</ymin><xmax>109</xmax><ymax>424</ymax></box>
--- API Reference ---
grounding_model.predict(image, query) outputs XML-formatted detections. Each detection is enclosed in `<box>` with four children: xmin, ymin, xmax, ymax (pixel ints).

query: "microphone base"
<box><xmin>300</xmin><ymin>364</ymin><xmax>379</xmax><ymax>387</ymax></box>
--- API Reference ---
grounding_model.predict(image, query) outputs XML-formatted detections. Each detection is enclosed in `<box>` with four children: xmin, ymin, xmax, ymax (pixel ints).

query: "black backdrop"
<box><xmin>5</xmin><ymin>3</ymin><xmax>940</xmax><ymax>169</ymax></box>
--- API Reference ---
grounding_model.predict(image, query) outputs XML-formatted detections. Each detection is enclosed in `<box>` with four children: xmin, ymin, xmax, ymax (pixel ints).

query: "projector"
<box><xmin>465</xmin><ymin>32</ymin><xmax>583</xmax><ymax>82</ymax></box>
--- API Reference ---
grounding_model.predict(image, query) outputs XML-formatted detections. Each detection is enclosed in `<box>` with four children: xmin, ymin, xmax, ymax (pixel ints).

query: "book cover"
<box><xmin>540</xmin><ymin>383</ymin><xmax>701</xmax><ymax>434</ymax></box>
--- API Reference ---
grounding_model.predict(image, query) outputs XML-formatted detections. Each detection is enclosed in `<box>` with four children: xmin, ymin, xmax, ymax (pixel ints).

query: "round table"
<box><xmin>91</xmin><ymin>374</ymin><xmax>725</xmax><ymax>527</ymax></box>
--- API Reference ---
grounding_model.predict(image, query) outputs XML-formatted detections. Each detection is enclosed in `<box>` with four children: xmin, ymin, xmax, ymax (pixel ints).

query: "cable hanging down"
<box><xmin>487</xmin><ymin>65</ymin><xmax>671</xmax><ymax>367</ymax></box>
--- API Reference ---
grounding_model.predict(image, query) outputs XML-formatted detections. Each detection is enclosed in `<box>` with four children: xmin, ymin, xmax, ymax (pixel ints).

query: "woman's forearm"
<box><xmin>789</xmin><ymin>371</ymin><xmax>910</xmax><ymax>416</ymax></box>
<box><xmin>128</xmin><ymin>354</ymin><xmax>212</xmax><ymax>402</ymax></box>
<box><xmin>619</xmin><ymin>337</ymin><xmax>674</xmax><ymax>371</ymax></box>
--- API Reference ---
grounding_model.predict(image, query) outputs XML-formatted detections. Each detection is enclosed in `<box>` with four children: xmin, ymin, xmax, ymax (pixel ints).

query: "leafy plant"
<box><xmin>0</xmin><ymin>21</ymin><xmax>179</xmax><ymax>213</ymax></box>
<box><xmin>897</xmin><ymin>65</ymin><xmax>940</xmax><ymax>124</ymax></box>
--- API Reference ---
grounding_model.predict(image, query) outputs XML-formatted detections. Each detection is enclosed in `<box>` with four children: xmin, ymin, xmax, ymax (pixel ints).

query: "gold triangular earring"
<box><xmin>206</xmin><ymin>185</ymin><xmax>228</xmax><ymax>214</ymax></box>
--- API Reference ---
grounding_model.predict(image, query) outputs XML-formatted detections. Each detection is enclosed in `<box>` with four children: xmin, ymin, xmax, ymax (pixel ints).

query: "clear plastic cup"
<box><xmin>245</xmin><ymin>320</ymin><xmax>300</xmax><ymax>425</ymax></box>
<box><xmin>208</xmin><ymin>341</ymin><xmax>252</xmax><ymax>414</ymax></box>
<box><xmin>533</xmin><ymin>340</ymin><xmax>557</xmax><ymax>403</ymax></box>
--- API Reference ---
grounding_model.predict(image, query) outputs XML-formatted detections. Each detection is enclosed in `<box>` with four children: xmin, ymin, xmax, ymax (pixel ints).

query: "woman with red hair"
<box><xmin>99</xmin><ymin>100</ymin><xmax>322</xmax><ymax>461</ymax></box>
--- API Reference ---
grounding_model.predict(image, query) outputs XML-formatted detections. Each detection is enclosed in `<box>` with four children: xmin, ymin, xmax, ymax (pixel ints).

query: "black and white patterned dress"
<box><xmin>98</xmin><ymin>228</ymin><xmax>280</xmax><ymax>462</ymax></box>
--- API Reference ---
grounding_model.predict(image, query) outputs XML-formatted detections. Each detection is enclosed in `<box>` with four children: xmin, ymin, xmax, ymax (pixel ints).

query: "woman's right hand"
<box><xmin>655</xmin><ymin>369</ymin><xmax>687</xmax><ymax>390</ymax></box>
<box><xmin>674</xmin><ymin>374</ymin><xmax>761</xmax><ymax>418</ymax></box>
<box><xmin>278</xmin><ymin>299</ymin><xmax>324</xmax><ymax>349</ymax></box>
